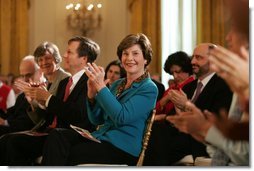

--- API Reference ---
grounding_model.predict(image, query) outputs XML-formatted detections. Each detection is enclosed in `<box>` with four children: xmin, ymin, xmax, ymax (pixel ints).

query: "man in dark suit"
<box><xmin>0</xmin><ymin>56</ymin><xmax>41</xmax><ymax>135</ymax></box>
<box><xmin>0</xmin><ymin>36</ymin><xmax>100</xmax><ymax>165</ymax></box>
<box><xmin>144</xmin><ymin>43</ymin><xmax>233</xmax><ymax>165</ymax></box>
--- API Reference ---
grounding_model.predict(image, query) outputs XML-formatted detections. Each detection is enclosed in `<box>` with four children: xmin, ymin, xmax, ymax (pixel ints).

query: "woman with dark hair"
<box><xmin>143</xmin><ymin>51</ymin><xmax>194</xmax><ymax>166</ymax></box>
<box><xmin>155</xmin><ymin>51</ymin><xmax>194</xmax><ymax>120</ymax></box>
<box><xmin>104</xmin><ymin>60</ymin><xmax>126</xmax><ymax>87</ymax></box>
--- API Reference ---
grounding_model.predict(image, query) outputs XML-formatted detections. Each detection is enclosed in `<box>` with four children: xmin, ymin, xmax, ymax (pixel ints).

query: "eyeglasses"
<box><xmin>20</xmin><ymin>73</ymin><xmax>34</xmax><ymax>79</ymax></box>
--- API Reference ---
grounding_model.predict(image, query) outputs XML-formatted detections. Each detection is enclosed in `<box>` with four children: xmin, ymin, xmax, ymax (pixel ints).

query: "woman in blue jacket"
<box><xmin>41</xmin><ymin>33</ymin><xmax>158</xmax><ymax>166</ymax></box>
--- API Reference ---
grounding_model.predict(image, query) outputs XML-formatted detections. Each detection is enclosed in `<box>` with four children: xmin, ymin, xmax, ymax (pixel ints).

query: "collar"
<box><xmin>70</xmin><ymin>69</ymin><xmax>85</xmax><ymax>88</ymax></box>
<box><xmin>198</xmin><ymin>72</ymin><xmax>215</xmax><ymax>89</ymax></box>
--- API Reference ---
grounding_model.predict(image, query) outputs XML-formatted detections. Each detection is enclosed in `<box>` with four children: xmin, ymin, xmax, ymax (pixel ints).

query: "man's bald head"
<box><xmin>19</xmin><ymin>55</ymin><xmax>39</xmax><ymax>82</ymax></box>
<box><xmin>191</xmin><ymin>43</ymin><xmax>215</xmax><ymax>79</ymax></box>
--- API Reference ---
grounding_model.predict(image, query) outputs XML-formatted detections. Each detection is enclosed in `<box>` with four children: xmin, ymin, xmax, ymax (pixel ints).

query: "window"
<box><xmin>161</xmin><ymin>0</ymin><xmax>196</xmax><ymax>88</ymax></box>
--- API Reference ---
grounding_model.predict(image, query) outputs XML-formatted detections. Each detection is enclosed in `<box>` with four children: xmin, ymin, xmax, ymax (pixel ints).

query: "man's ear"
<box><xmin>81</xmin><ymin>56</ymin><xmax>88</xmax><ymax>64</ymax></box>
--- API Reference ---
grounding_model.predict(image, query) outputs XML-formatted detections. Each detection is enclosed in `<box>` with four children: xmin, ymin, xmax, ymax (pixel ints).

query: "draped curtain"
<box><xmin>127</xmin><ymin>0</ymin><xmax>161</xmax><ymax>75</ymax></box>
<box><xmin>196</xmin><ymin>0</ymin><xmax>228</xmax><ymax>46</ymax></box>
<box><xmin>127</xmin><ymin>0</ymin><xmax>228</xmax><ymax>77</ymax></box>
<box><xmin>0</xmin><ymin>0</ymin><xmax>29</xmax><ymax>76</ymax></box>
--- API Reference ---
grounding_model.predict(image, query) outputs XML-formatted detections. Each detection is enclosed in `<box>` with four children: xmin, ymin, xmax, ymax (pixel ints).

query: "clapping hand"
<box><xmin>168</xmin><ymin>89</ymin><xmax>188</xmax><ymax>113</ymax></box>
<box><xmin>14</xmin><ymin>79</ymin><xmax>49</xmax><ymax>105</ymax></box>
<box><xmin>85</xmin><ymin>63</ymin><xmax>109</xmax><ymax>99</ymax></box>
<box><xmin>209</xmin><ymin>45</ymin><xmax>249</xmax><ymax>108</ymax></box>
<box><xmin>166</xmin><ymin>101</ymin><xmax>213</xmax><ymax>143</ymax></box>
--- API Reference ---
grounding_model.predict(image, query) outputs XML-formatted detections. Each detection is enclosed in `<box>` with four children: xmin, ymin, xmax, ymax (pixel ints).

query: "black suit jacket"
<box><xmin>181</xmin><ymin>74</ymin><xmax>233</xmax><ymax>158</ymax></box>
<box><xmin>182</xmin><ymin>74</ymin><xmax>233</xmax><ymax>114</ymax></box>
<box><xmin>44</xmin><ymin>73</ymin><xmax>94</xmax><ymax>131</ymax></box>
<box><xmin>0</xmin><ymin>93</ymin><xmax>35</xmax><ymax>135</ymax></box>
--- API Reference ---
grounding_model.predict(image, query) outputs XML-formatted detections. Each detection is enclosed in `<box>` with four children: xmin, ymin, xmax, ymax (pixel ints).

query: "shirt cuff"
<box><xmin>205</xmin><ymin>125</ymin><xmax>225</xmax><ymax>147</ymax></box>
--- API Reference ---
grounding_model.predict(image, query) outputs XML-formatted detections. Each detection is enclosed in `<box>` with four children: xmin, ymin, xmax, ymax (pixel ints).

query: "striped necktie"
<box><xmin>192</xmin><ymin>81</ymin><xmax>203</xmax><ymax>103</ymax></box>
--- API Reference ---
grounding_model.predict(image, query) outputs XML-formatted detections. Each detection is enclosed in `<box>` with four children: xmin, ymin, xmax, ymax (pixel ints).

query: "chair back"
<box><xmin>136</xmin><ymin>109</ymin><xmax>156</xmax><ymax>166</ymax></box>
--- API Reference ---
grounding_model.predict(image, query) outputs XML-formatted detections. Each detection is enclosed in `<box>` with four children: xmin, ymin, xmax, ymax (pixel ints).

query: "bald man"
<box><xmin>0</xmin><ymin>56</ymin><xmax>42</xmax><ymax>135</ymax></box>
<box><xmin>144</xmin><ymin>43</ymin><xmax>233</xmax><ymax>165</ymax></box>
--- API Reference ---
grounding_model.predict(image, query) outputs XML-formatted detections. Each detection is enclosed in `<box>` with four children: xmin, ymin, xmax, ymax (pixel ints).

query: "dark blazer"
<box><xmin>45</xmin><ymin>73</ymin><xmax>94</xmax><ymax>131</ymax></box>
<box><xmin>182</xmin><ymin>74</ymin><xmax>233</xmax><ymax>114</ymax></box>
<box><xmin>182</xmin><ymin>74</ymin><xmax>233</xmax><ymax>159</ymax></box>
<box><xmin>0</xmin><ymin>93</ymin><xmax>35</xmax><ymax>135</ymax></box>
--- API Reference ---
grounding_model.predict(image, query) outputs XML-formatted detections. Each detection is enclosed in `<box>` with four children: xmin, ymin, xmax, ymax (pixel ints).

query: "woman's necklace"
<box><xmin>116</xmin><ymin>71</ymin><xmax>149</xmax><ymax>97</ymax></box>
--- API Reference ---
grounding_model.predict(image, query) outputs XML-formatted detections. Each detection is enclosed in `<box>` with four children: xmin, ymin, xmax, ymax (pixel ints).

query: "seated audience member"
<box><xmin>25</xmin><ymin>41</ymin><xmax>70</xmax><ymax>126</ymax></box>
<box><xmin>144</xmin><ymin>43</ymin><xmax>233</xmax><ymax>166</ymax></box>
<box><xmin>144</xmin><ymin>51</ymin><xmax>194</xmax><ymax>165</ymax></box>
<box><xmin>208</xmin><ymin>0</ymin><xmax>249</xmax><ymax>141</ymax></box>
<box><xmin>154</xmin><ymin>51</ymin><xmax>194</xmax><ymax>121</ymax></box>
<box><xmin>0</xmin><ymin>56</ymin><xmax>43</xmax><ymax>135</ymax></box>
<box><xmin>0</xmin><ymin>36</ymin><xmax>99</xmax><ymax>165</ymax></box>
<box><xmin>167</xmin><ymin>0</ymin><xmax>249</xmax><ymax>166</ymax></box>
<box><xmin>0</xmin><ymin>79</ymin><xmax>16</xmax><ymax>114</ymax></box>
<box><xmin>33</xmin><ymin>41</ymin><xmax>71</xmax><ymax>95</ymax></box>
<box><xmin>41</xmin><ymin>33</ymin><xmax>158</xmax><ymax>166</ymax></box>
<box><xmin>104</xmin><ymin>59</ymin><xmax>126</xmax><ymax>87</ymax></box>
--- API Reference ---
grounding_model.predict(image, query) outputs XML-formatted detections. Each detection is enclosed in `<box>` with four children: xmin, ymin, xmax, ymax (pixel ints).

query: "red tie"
<box><xmin>50</xmin><ymin>77</ymin><xmax>73</xmax><ymax>128</ymax></box>
<box><xmin>63</xmin><ymin>77</ymin><xmax>73</xmax><ymax>102</ymax></box>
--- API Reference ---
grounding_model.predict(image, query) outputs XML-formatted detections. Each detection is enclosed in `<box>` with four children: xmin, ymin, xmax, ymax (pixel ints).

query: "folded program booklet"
<box><xmin>70</xmin><ymin>124</ymin><xmax>101</xmax><ymax>143</ymax></box>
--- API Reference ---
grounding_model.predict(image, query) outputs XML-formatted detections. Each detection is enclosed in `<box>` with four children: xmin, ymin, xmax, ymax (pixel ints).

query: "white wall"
<box><xmin>28</xmin><ymin>0</ymin><xmax>128</xmax><ymax>68</ymax></box>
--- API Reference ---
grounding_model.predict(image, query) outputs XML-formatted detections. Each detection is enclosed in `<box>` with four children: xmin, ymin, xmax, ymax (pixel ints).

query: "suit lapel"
<box><xmin>57</xmin><ymin>78</ymin><xmax>69</xmax><ymax>100</ymax></box>
<box><xmin>183</xmin><ymin>79</ymin><xmax>197</xmax><ymax>100</ymax></box>
<box><xmin>183</xmin><ymin>74</ymin><xmax>218</xmax><ymax>104</ymax></box>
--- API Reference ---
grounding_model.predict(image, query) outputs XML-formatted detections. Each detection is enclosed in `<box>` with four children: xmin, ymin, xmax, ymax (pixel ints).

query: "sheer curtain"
<box><xmin>161</xmin><ymin>0</ymin><xmax>196</xmax><ymax>88</ymax></box>
<box><xmin>0</xmin><ymin>0</ymin><xmax>29</xmax><ymax>76</ymax></box>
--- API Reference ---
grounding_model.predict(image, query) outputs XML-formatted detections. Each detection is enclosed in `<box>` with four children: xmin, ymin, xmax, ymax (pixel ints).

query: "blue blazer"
<box><xmin>87</xmin><ymin>77</ymin><xmax>158</xmax><ymax>157</ymax></box>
